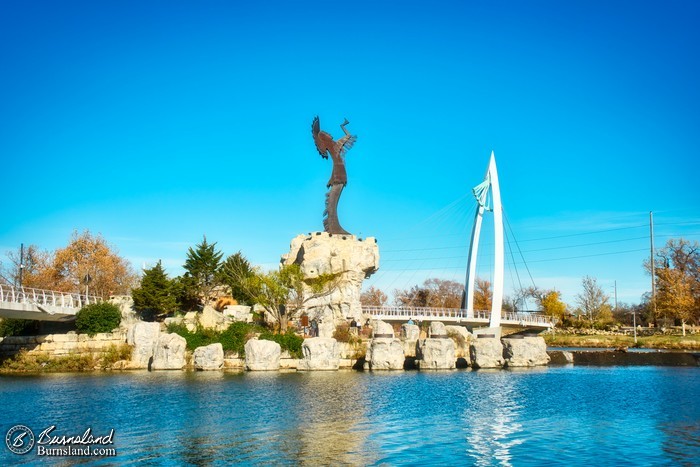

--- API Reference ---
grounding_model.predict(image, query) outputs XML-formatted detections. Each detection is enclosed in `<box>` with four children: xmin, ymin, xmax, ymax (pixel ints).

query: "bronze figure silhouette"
<box><xmin>311</xmin><ymin>116</ymin><xmax>357</xmax><ymax>235</ymax></box>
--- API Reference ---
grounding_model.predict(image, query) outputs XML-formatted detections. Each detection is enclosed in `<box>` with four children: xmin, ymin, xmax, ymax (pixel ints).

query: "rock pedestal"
<box><xmin>282</xmin><ymin>232</ymin><xmax>379</xmax><ymax>333</ymax></box>
<box><xmin>401</xmin><ymin>323</ymin><xmax>420</xmax><ymax>357</ymax></box>
<box><xmin>415</xmin><ymin>321</ymin><xmax>455</xmax><ymax>369</ymax></box>
<box><xmin>245</xmin><ymin>339</ymin><xmax>281</xmax><ymax>371</ymax></box>
<box><xmin>365</xmin><ymin>320</ymin><xmax>404</xmax><ymax>370</ymax></box>
<box><xmin>445</xmin><ymin>325</ymin><xmax>471</xmax><ymax>359</ymax></box>
<box><xmin>502</xmin><ymin>336</ymin><xmax>550</xmax><ymax>367</ymax></box>
<box><xmin>417</xmin><ymin>338</ymin><xmax>456</xmax><ymax>370</ymax></box>
<box><xmin>151</xmin><ymin>333</ymin><xmax>187</xmax><ymax>370</ymax></box>
<box><xmin>194</xmin><ymin>343</ymin><xmax>225</xmax><ymax>370</ymax></box>
<box><xmin>298</xmin><ymin>337</ymin><xmax>340</xmax><ymax>370</ymax></box>
<box><xmin>470</xmin><ymin>336</ymin><xmax>505</xmax><ymax>369</ymax></box>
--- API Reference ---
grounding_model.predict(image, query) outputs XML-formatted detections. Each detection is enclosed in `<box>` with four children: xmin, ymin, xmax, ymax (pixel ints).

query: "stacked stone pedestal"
<box><xmin>298</xmin><ymin>337</ymin><xmax>340</xmax><ymax>370</ymax></box>
<box><xmin>365</xmin><ymin>320</ymin><xmax>404</xmax><ymax>370</ymax></box>
<box><xmin>502</xmin><ymin>336</ymin><xmax>550</xmax><ymax>367</ymax></box>
<box><xmin>245</xmin><ymin>339</ymin><xmax>281</xmax><ymax>371</ymax></box>
<box><xmin>416</xmin><ymin>322</ymin><xmax>456</xmax><ymax>370</ymax></box>
<box><xmin>401</xmin><ymin>323</ymin><xmax>420</xmax><ymax>357</ymax></box>
<box><xmin>282</xmin><ymin>232</ymin><xmax>379</xmax><ymax>337</ymax></box>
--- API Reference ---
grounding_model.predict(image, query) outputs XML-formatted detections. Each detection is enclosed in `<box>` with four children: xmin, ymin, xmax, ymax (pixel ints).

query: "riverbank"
<box><xmin>543</xmin><ymin>332</ymin><xmax>700</xmax><ymax>350</ymax></box>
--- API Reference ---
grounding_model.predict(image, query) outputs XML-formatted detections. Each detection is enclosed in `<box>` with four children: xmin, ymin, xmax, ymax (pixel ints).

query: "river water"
<box><xmin>1</xmin><ymin>366</ymin><xmax>698</xmax><ymax>466</ymax></box>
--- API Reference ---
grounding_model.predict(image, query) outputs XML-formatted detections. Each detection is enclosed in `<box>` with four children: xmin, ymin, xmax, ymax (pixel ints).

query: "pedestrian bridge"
<box><xmin>362</xmin><ymin>305</ymin><xmax>554</xmax><ymax>330</ymax></box>
<box><xmin>0</xmin><ymin>284</ymin><xmax>101</xmax><ymax>322</ymax></box>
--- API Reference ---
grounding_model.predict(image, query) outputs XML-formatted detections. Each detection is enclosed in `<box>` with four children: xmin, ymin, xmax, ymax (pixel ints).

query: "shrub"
<box><xmin>75</xmin><ymin>302</ymin><xmax>122</xmax><ymax>337</ymax></box>
<box><xmin>333</xmin><ymin>323</ymin><xmax>360</xmax><ymax>344</ymax></box>
<box><xmin>0</xmin><ymin>318</ymin><xmax>40</xmax><ymax>337</ymax></box>
<box><xmin>166</xmin><ymin>321</ymin><xmax>264</xmax><ymax>355</ymax></box>
<box><xmin>259</xmin><ymin>330</ymin><xmax>304</xmax><ymax>358</ymax></box>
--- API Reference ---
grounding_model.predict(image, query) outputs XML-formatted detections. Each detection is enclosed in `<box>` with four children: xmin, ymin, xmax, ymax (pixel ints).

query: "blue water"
<box><xmin>1</xmin><ymin>367</ymin><xmax>698</xmax><ymax>466</ymax></box>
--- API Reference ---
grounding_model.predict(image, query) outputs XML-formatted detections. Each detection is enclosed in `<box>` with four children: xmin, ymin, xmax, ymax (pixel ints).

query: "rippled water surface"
<box><xmin>1</xmin><ymin>367</ymin><xmax>699</xmax><ymax>465</ymax></box>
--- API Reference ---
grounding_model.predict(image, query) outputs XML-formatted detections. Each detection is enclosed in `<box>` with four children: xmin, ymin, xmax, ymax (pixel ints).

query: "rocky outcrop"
<box><xmin>109</xmin><ymin>295</ymin><xmax>139</xmax><ymax>327</ymax></box>
<box><xmin>502</xmin><ymin>336</ymin><xmax>550</xmax><ymax>367</ymax></box>
<box><xmin>198</xmin><ymin>305</ymin><xmax>232</xmax><ymax>332</ymax></box>
<box><xmin>298</xmin><ymin>337</ymin><xmax>340</xmax><ymax>370</ymax></box>
<box><xmin>127</xmin><ymin>322</ymin><xmax>161</xmax><ymax>369</ymax></box>
<box><xmin>151</xmin><ymin>333</ymin><xmax>187</xmax><ymax>370</ymax></box>
<box><xmin>245</xmin><ymin>339</ymin><xmax>281</xmax><ymax>371</ymax></box>
<box><xmin>470</xmin><ymin>337</ymin><xmax>505</xmax><ymax>369</ymax></box>
<box><xmin>282</xmin><ymin>232</ymin><xmax>379</xmax><ymax>334</ymax></box>
<box><xmin>193</xmin><ymin>343</ymin><xmax>225</xmax><ymax>370</ymax></box>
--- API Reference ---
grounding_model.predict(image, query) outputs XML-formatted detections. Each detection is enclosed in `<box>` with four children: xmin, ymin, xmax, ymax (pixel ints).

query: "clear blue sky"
<box><xmin>1</xmin><ymin>1</ymin><xmax>699</xmax><ymax>307</ymax></box>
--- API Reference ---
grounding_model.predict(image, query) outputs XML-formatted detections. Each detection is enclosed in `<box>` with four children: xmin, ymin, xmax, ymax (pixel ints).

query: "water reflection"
<box><xmin>294</xmin><ymin>372</ymin><xmax>374</xmax><ymax>465</ymax></box>
<box><xmin>1</xmin><ymin>367</ymin><xmax>698</xmax><ymax>465</ymax></box>
<box><xmin>464</xmin><ymin>371</ymin><xmax>524</xmax><ymax>466</ymax></box>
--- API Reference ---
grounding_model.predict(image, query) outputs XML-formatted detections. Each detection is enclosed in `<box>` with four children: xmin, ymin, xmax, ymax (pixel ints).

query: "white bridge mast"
<box><xmin>464</xmin><ymin>151</ymin><xmax>504</xmax><ymax>329</ymax></box>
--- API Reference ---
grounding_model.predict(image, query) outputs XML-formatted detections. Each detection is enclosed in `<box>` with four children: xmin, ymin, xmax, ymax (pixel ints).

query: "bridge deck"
<box><xmin>362</xmin><ymin>305</ymin><xmax>553</xmax><ymax>329</ymax></box>
<box><xmin>0</xmin><ymin>284</ymin><xmax>101</xmax><ymax>321</ymax></box>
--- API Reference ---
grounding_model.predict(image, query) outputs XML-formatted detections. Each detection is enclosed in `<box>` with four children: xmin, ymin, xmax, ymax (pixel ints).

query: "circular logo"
<box><xmin>5</xmin><ymin>425</ymin><xmax>35</xmax><ymax>455</ymax></box>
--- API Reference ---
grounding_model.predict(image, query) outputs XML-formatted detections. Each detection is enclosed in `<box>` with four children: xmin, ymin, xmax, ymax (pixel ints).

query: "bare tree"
<box><xmin>575</xmin><ymin>276</ymin><xmax>610</xmax><ymax>322</ymax></box>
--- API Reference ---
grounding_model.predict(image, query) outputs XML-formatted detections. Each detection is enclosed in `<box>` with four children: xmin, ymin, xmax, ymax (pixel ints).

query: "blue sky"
<box><xmin>1</xmin><ymin>1</ymin><xmax>699</xmax><ymax>307</ymax></box>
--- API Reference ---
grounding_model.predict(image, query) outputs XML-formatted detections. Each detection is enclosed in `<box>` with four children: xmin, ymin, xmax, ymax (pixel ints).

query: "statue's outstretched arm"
<box><xmin>340</xmin><ymin>118</ymin><xmax>350</xmax><ymax>136</ymax></box>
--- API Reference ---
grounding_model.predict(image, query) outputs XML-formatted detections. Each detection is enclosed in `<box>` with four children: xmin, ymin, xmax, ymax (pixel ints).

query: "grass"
<box><xmin>544</xmin><ymin>333</ymin><xmax>700</xmax><ymax>350</ymax></box>
<box><xmin>0</xmin><ymin>344</ymin><xmax>134</xmax><ymax>372</ymax></box>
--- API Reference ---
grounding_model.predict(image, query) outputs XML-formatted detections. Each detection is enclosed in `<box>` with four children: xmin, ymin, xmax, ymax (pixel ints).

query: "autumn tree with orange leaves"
<box><xmin>3</xmin><ymin>230</ymin><xmax>136</xmax><ymax>298</ymax></box>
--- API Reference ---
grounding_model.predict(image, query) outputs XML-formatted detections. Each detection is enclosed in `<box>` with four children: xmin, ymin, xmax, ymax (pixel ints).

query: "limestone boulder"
<box><xmin>366</xmin><ymin>338</ymin><xmax>404</xmax><ymax>370</ymax></box>
<box><xmin>429</xmin><ymin>321</ymin><xmax>447</xmax><ymax>337</ymax></box>
<box><xmin>417</xmin><ymin>338</ymin><xmax>456</xmax><ymax>370</ymax></box>
<box><xmin>373</xmin><ymin>320</ymin><xmax>395</xmax><ymax>338</ymax></box>
<box><xmin>400</xmin><ymin>323</ymin><xmax>420</xmax><ymax>358</ymax></box>
<box><xmin>445</xmin><ymin>325</ymin><xmax>471</xmax><ymax>358</ymax></box>
<box><xmin>245</xmin><ymin>339</ymin><xmax>281</xmax><ymax>371</ymax></box>
<box><xmin>126</xmin><ymin>321</ymin><xmax>161</xmax><ymax>369</ymax></box>
<box><xmin>222</xmin><ymin>305</ymin><xmax>253</xmax><ymax>323</ymax></box>
<box><xmin>470</xmin><ymin>337</ymin><xmax>505</xmax><ymax>369</ymax></box>
<box><xmin>193</xmin><ymin>343</ymin><xmax>224</xmax><ymax>370</ymax></box>
<box><xmin>502</xmin><ymin>336</ymin><xmax>550</xmax><ymax>367</ymax></box>
<box><xmin>298</xmin><ymin>337</ymin><xmax>339</xmax><ymax>370</ymax></box>
<box><xmin>151</xmin><ymin>333</ymin><xmax>187</xmax><ymax>370</ymax></box>
<box><xmin>548</xmin><ymin>350</ymin><xmax>574</xmax><ymax>364</ymax></box>
<box><xmin>198</xmin><ymin>306</ymin><xmax>232</xmax><ymax>332</ymax></box>
<box><xmin>401</xmin><ymin>323</ymin><xmax>420</xmax><ymax>340</ymax></box>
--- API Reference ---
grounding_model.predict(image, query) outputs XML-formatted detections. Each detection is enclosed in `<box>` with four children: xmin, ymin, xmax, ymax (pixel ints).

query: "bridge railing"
<box><xmin>362</xmin><ymin>305</ymin><xmax>553</xmax><ymax>325</ymax></box>
<box><xmin>0</xmin><ymin>284</ymin><xmax>102</xmax><ymax>310</ymax></box>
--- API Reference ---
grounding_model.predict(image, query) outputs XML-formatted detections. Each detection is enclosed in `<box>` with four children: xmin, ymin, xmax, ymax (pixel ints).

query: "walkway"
<box><xmin>362</xmin><ymin>305</ymin><xmax>554</xmax><ymax>329</ymax></box>
<box><xmin>0</xmin><ymin>284</ymin><xmax>101</xmax><ymax>321</ymax></box>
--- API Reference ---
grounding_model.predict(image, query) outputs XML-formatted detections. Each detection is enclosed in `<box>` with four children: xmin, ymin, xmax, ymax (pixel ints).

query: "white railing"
<box><xmin>0</xmin><ymin>283</ymin><xmax>102</xmax><ymax>310</ymax></box>
<box><xmin>362</xmin><ymin>305</ymin><xmax>553</xmax><ymax>326</ymax></box>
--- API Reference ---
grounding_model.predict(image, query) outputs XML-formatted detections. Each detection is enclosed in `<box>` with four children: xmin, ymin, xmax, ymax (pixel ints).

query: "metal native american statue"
<box><xmin>311</xmin><ymin>116</ymin><xmax>357</xmax><ymax>235</ymax></box>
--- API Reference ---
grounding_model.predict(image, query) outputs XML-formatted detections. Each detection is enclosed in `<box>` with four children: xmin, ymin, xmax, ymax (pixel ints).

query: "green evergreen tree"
<box><xmin>218</xmin><ymin>251</ymin><xmax>255</xmax><ymax>304</ymax></box>
<box><xmin>132</xmin><ymin>261</ymin><xmax>179</xmax><ymax>320</ymax></box>
<box><xmin>183</xmin><ymin>236</ymin><xmax>224</xmax><ymax>306</ymax></box>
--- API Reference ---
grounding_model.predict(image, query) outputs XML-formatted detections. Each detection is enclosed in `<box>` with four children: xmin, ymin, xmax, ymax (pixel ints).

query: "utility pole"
<box><xmin>19</xmin><ymin>243</ymin><xmax>25</xmax><ymax>288</ymax></box>
<box><xmin>649</xmin><ymin>211</ymin><xmax>656</xmax><ymax>322</ymax></box>
<box><xmin>614</xmin><ymin>280</ymin><xmax>618</xmax><ymax>311</ymax></box>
